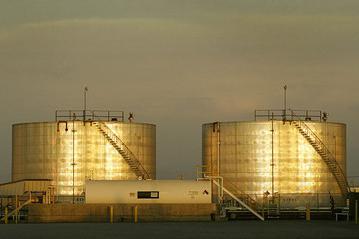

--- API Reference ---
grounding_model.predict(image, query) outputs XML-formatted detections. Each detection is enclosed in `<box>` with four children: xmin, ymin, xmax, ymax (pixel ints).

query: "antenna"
<box><xmin>83</xmin><ymin>86</ymin><xmax>88</xmax><ymax>121</ymax></box>
<box><xmin>283</xmin><ymin>85</ymin><xmax>287</xmax><ymax>120</ymax></box>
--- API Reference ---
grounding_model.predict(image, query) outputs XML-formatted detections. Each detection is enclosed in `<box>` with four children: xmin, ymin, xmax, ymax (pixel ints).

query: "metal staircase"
<box><xmin>198</xmin><ymin>171</ymin><xmax>264</xmax><ymax>221</ymax></box>
<box><xmin>1</xmin><ymin>195</ymin><xmax>32</xmax><ymax>223</ymax></box>
<box><xmin>211</xmin><ymin>179</ymin><xmax>265</xmax><ymax>221</ymax></box>
<box><xmin>223</xmin><ymin>180</ymin><xmax>261</xmax><ymax>212</ymax></box>
<box><xmin>93</xmin><ymin>122</ymin><xmax>151</xmax><ymax>180</ymax></box>
<box><xmin>292</xmin><ymin>120</ymin><xmax>350</xmax><ymax>196</ymax></box>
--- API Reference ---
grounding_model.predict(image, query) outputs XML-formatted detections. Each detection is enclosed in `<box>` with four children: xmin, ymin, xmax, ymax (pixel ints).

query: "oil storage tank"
<box><xmin>202</xmin><ymin>110</ymin><xmax>348</xmax><ymax>209</ymax></box>
<box><xmin>12</xmin><ymin>110</ymin><xmax>156</xmax><ymax>202</ymax></box>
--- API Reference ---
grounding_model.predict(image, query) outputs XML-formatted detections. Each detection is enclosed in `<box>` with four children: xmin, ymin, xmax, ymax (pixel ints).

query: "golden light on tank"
<box><xmin>202</xmin><ymin>110</ymin><xmax>348</xmax><ymax>208</ymax></box>
<box><xmin>12</xmin><ymin>110</ymin><xmax>156</xmax><ymax>202</ymax></box>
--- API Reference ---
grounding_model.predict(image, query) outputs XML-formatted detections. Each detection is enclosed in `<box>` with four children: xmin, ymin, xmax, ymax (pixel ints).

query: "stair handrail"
<box><xmin>95</xmin><ymin>122</ymin><xmax>151</xmax><ymax>179</ymax></box>
<box><xmin>198</xmin><ymin>167</ymin><xmax>261</xmax><ymax>209</ymax></box>
<box><xmin>0</xmin><ymin>197</ymin><xmax>31</xmax><ymax>222</ymax></box>
<box><xmin>197</xmin><ymin>170</ymin><xmax>264</xmax><ymax>221</ymax></box>
<box><xmin>212</xmin><ymin>179</ymin><xmax>265</xmax><ymax>221</ymax></box>
<box><xmin>294</xmin><ymin>120</ymin><xmax>349</xmax><ymax>193</ymax></box>
<box><xmin>292</xmin><ymin>113</ymin><xmax>350</xmax><ymax>194</ymax></box>
<box><xmin>222</xmin><ymin>180</ymin><xmax>260</xmax><ymax>209</ymax></box>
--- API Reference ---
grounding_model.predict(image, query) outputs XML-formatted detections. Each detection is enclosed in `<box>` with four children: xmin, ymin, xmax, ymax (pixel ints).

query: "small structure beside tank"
<box><xmin>85</xmin><ymin>180</ymin><xmax>212</xmax><ymax>204</ymax></box>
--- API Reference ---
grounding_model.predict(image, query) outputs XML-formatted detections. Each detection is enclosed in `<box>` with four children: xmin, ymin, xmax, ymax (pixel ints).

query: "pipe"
<box><xmin>217</xmin><ymin>122</ymin><xmax>220</xmax><ymax>202</ymax></box>
<box><xmin>72</xmin><ymin>113</ymin><xmax>76</xmax><ymax>204</ymax></box>
<box><xmin>57</xmin><ymin>121</ymin><xmax>68</xmax><ymax>132</ymax></box>
<box><xmin>271</xmin><ymin>113</ymin><xmax>274</xmax><ymax>197</ymax></box>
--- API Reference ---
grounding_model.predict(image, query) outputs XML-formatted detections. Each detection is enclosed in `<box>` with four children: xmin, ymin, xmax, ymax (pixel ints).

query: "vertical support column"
<box><xmin>72</xmin><ymin>113</ymin><xmax>76</xmax><ymax>205</ymax></box>
<box><xmin>355</xmin><ymin>200</ymin><xmax>358</xmax><ymax>224</ymax></box>
<box><xmin>216</xmin><ymin>122</ymin><xmax>221</xmax><ymax>204</ymax></box>
<box><xmin>15</xmin><ymin>195</ymin><xmax>18</xmax><ymax>224</ymax></box>
<box><xmin>271</xmin><ymin>113</ymin><xmax>274</xmax><ymax>197</ymax></box>
<box><xmin>217</xmin><ymin>122</ymin><xmax>220</xmax><ymax>177</ymax></box>
<box><xmin>4</xmin><ymin>207</ymin><xmax>8</xmax><ymax>224</ymax></box>
<box><xmin>283</xmin><ymin>85</ymin><xmax>287</xmax><ymax>121</ymax></box>
<box><xmin>109</xmin><ymin>206</ymin><xmax>114</xmax><ymax>224</ymax></box>
<box><xmin>306</xmin><ymin>205</ymin><xmax>311</xmax><ymax>221</ymax></box>
<box><xmin>134</xmin><ymin>206</ymin><xmax>138</xmax><ymax>223</ymax></box>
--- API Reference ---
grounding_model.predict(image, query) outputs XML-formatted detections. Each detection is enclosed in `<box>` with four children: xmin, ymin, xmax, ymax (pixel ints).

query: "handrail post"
<box><xmin>355</xmin><ymin>200</ymin><xmax>358</xmax><ymax>224</ymax></box>
<box><xmin>15</xmin><ymin>195</ymin><xmax>18</xmax><ymax>224</ymax></box>
<box><xmin>134</xmin><ymin>206</ymin><xmax>138</xmax><ymax>223</ymax></box>
<box><xmin>109</xmin><ymin>206</ymin><xmax>114</xmax><ymax>224</ymax></box>
<box><xmin>320</xmin><ymin>110</ymin><xmax>322</xmax><ymax>122</ymax></box>
<box><xmin>4</xmin><ymin>207</ymin><xmax>8</xmax><ymax>224</ymax></box>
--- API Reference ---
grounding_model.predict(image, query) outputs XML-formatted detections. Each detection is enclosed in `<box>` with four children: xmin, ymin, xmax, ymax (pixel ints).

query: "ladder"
<box><xmin>292</xmin><ymin>121</ymin><xmax>349</xmax><ymax>196</ymax></box>
<box><xmin>211</xmin><ymin>179</ymin><xmax>265</xmax><ymax>221</ymax></box>
<box><xmin>93</xmin><ymin>122</ymin><xmax>151</xmax><ymax>180</ymax></box>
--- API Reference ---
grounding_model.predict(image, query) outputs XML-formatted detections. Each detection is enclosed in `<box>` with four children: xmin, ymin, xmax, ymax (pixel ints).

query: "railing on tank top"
<box><xmin>55</xmin><ymin>110</ymin><xmax>124</xmax><ymax>122</ymax></box>
<box><xmin>254</xmin><ymin>109</ymin><xmax>323</xmax><ymax>122</ymax></box>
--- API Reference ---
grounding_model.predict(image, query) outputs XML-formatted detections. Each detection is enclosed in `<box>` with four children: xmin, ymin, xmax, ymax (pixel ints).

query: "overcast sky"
<box><xmin>0</xmin><ymin>0</ymin><xmax>358</xmax><ymax>183</ymax></box>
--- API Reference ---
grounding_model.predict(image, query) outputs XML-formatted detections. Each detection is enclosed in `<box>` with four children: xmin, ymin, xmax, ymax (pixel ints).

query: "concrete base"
<box><xmin>27</xmin><ymin>203</ymin><xmax>217</xmax><ymax>223</ymax></box>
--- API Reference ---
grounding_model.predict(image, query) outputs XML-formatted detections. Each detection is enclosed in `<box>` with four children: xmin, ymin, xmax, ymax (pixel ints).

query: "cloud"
<box><xmin>0</xmin><ymin>1</ymin><xmax>359</xmax><ymax>182</ymax></box>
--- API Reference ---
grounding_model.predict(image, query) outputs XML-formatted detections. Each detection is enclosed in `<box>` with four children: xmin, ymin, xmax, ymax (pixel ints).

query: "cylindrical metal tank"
<box><xmin>12</xmin><ymin>121</ymin><xmax>156</xmax><ymax>201</ymax></box>
<box><xmin>202</xmin><ymin>120</ymin><xmax>346</xmax><ymax>208</ymax></box>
